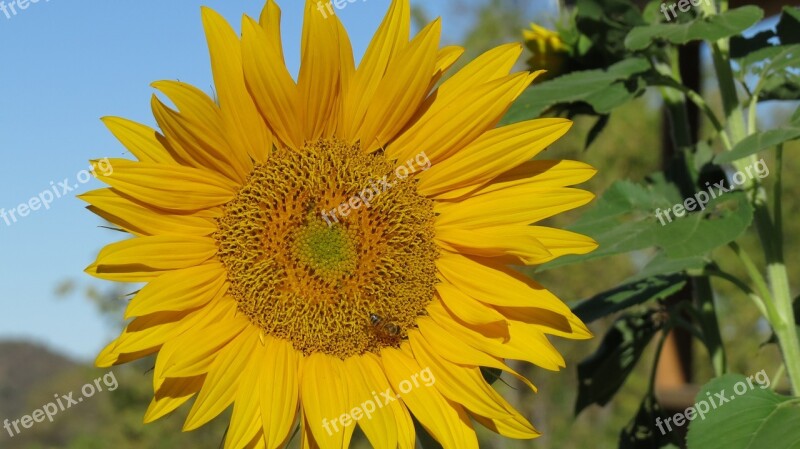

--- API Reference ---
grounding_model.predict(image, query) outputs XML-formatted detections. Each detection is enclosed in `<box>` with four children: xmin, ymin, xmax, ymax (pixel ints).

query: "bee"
<box><xmin>369</xmin><ymin>313</ymin><xmax>402</xmax><ymax>337</ymax></box>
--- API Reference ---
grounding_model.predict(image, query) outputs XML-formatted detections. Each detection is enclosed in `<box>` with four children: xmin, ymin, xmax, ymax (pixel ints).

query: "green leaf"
<box><xmin>714</xmin><ymin>126</ymin><xmax>800</xmax><ymax>163</ymax></box>
<box><xmin>625</xmin><ymin>6</ymin><xmax>764</xmax><ymax>51</ymax></box>
<box><xmin>585</xmin><ymin>114</ymin><xmax>610</xmax><ymax>150</ymax></box>
<box><xmin>540</xmin><ymin>179</ymin><xmax>681</xmax><ymax>270</ymax></box>
<box><xmin>501</xmin><ymin>58</ymin><xmax>650</xmax><ymax>123</ymax></box>
<box><xmin>573</xmin><ymin>274</ymin><xmax>687</xmax><ymax>324</ymax></box>
<box><xmin>480</xmin><ymin>367</ymin><xmax>503</xmax><ymax>385</ymax></box>
<box><xmin>540</xmin><ymin>177</ymin><xmax>754</xmax><ymax>269</ymax></box>
<box><xmin>686</xmin><ymin>374</ymin><xmax>800</xmax><ymax>449</ymax></box>
<box><xmin>620</xmin><ymin>395</ymin><xmax>679</xmax><ymax>449</ymax></box>
<box><xmin>655</xmin><ymin>191</ymin><xmax>754</xmax><ymax>259</ymax></box>
<box><xmin>759</xmin><ymin>72</ymin><xmax>800</xmax><ymax>101</ymax></box>
<box><xmin>776</xmin><ymin>6</ymin><xmax>800</xmax><ymax>45</ymax></box>
<box><xmin>575</xmin><ymin>311</ymin><xmax>660</xmax><ymax>414</ymax></box>
<box><xmin>741</xmin><ymin>44</ymin><xmax>800</xmax><ymax>78</ymax></box>
<box><xmin>628</xmin><ymin>252</ymin><xmax>707</xmax><ymax>283</ymax></box>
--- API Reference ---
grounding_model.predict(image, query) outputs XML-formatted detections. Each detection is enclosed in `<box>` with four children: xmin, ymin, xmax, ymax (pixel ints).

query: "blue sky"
<box><xmin>0</xmin><ymin>0</ymin><xmax>557</xmax><ymax>361</ymax></box>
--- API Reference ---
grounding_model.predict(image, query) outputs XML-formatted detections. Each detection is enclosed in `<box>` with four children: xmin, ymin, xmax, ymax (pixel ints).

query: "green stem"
<box><xmin>693</xmin><ymin>276</ymin><xmax>726</xmax><ymax>376</ymax></box>
<box><xmin>767</xmin><ymin>262</ymin><xmax>800</xmax><ymax>394</ymax></box>
<box><xmin>703</xmin><ymin>267</ymin><xmax>767</xmax><ymax>317</ymax></box>
<box><xmin>729</xmin><ymin>242</ymin><xmax>773</xmax><ymax>305</ymax></box>
<box><xmin>701</xmin><ymin>1</ymin><xmax>800</xmax><ymax>393</ymax></box>
<box><xmin>772</xmin><ymin>363</ymin><xmax>786</xmax><ymax>391</ymax></box>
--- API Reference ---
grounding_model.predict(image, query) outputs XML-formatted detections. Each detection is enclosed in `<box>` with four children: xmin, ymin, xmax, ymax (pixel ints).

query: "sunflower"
<box><xmin>83</xmin><ymin>1</ymin><xmax>597</xmax><ymax>448</ymax></box>
<box><xmin>523</xmin><ymin>23</ymin><xmax>570</xmax><ymax>78</ymax></box>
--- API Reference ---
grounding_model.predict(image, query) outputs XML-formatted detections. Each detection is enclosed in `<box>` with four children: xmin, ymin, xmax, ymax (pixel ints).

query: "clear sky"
<box><xmin>0</xmin><ymin>0</ymin><xmax>557</xmax><ymax>361</ymax></box>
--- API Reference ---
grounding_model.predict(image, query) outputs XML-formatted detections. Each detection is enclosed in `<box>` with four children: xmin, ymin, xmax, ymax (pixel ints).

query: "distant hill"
<box><xmin>0</xmin><ymin>340</ymin><xmax>78</xmax><ymax>419</ymax></box>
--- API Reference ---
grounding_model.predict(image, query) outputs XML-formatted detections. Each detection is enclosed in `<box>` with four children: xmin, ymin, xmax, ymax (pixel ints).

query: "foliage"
<box><xmin>511</xmin><ymin>1</ymin><xmax>800</xmax><ymax>448</ymax></box>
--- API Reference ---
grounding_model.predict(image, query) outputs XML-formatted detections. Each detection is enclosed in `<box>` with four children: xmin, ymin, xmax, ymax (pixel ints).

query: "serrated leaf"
<box><xmin>714</xmin><ymin>126</ymin><xmax>800</xmax><ymax>163</ymax></box>
<box><xmin>575</xmin><ymin>311</ymin><xmax>660</xmax><ymax>414</ymax></box>
<box><xmin>686</xmin><ymin>374</ymin><xmax>800</xmax><ymax>449</ymax></box>
<box><xmin>656</xmin><ymin>191</ymin><xmax>754</xmax><ymax>258</ymax></box>
<box><xmin>625</xmin><ymin>6</ymin><xmax>764</xmax><ymax>51</ymax></box>
<box><xmin>501</xmin><ymin>58</ymin><xmax>650</xmax><ymax>123</ymax></box>
<box><xmin>573</xmin><ymin>274</ymin><xmax>687</xmax><ymax>324</ymax></box>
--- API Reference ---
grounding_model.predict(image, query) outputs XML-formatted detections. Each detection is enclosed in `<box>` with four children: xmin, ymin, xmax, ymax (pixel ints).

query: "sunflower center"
<box><xmin>215</xmin><ymin>139</ymin><xmax>438</xmax><ymax>358</ymax></box>
<box><xmin>291</xmin><ymin>219</ymin><xmax>357</xmax><ymax>279</ymax></box>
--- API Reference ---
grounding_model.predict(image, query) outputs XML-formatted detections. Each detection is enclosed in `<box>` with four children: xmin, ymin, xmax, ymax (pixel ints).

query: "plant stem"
<box><xmin>701</xmin><ymin>1</ymin><xmax>800</xmax><ymax>394</ymax></box>
<box><xmin>693</xmin><ymin>276</ymin><xmax>726</xmax><ymax>376</ymax></box>
<box><xmin>703</xmin><ymin>267</ymin><xmax>767</xmax><ymax>317</ymax></box>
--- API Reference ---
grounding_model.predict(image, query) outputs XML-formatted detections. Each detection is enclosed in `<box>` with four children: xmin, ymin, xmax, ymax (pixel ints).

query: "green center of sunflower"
<box><xmin>215</xmin><ymin>139</ymin><xmax>438</xmax><ymax>358</ymax></box>
<box><xmin>291</xmin><ymin>218</ymin><xmax>357</xmax><ymax>279</ymax></box>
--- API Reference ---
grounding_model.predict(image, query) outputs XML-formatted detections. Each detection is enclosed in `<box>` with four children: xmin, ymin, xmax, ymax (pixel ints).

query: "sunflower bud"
<box><xmin>523</xmin><ymin>24</ymin><xmax>569</xmax><ymax>78</ymax></box>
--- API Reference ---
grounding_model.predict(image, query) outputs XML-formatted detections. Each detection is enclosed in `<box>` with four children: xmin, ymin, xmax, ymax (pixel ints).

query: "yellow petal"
<box><xmin>341</xmin><ymin>0</ymin><xmax>410</xmax><ymax>141</ymax></box>
<box><xmin>86</xmin><ymin>235</ymin><xmax>217</xmax><ymax>282</ymax></box>
<box><xmin>261</xmin><ymin>337</ymin><xmax>301</xmax><ymax>449</ymax></box>
<box><xmin>79</xmin><ymin>188</ymin><xmax>218</xmax><ymax>237</ymax></box>
<box><xmin>226</xmin><ymin>352</ymin><xmax>264</xmax><ymax>449</ymax></box>
<box><xmin>101</xmin><ymin>117</ymin><xmax>177</xmax><ymax>164</ymax></box>
<box><xmin>428</xmin><ymin>301</ymin><xmax>565</xmax><ymax>371</ymax></box>
<box><xmin>495</xmin><ymin>303</ymin><xmax>592</xmax><ymax>338</ymax></box>
<box><xmin>436</xmin><ymin>226</ymin><xmax>553</xmax><ymax>265</ymax></box>
<box><xmin>426</xmin><ymin>45</ymin><xmax>465</xmax><ymax>93</ymax></box>
<box><xmin>144</xmin><ymin>376</ymin><xmax>204</xmax><ymax>423</ymax></box>
<box><xmin>258</xmin><ymin>0</ymin><xmax>284</xmax><ymax>59</ymax></box>
<box><xmin>298</xmin><ymin>0</ymin><xmax>341</xmax><ymax>141</ymax></box>
<box><xmin>438</xmin><ymin>43</ymin><xmax>525</xmax><ymax>99</ymax></box>
<box><xmin>436</xmin><ymin>185</ymin><xmax>593</xmax><ymax>229</ymax></box>
<box><xmin>472</xmin><ymin>414</ymin><xmax>540</xmax><ymax>440</ymax></box>
<box><xmin>418</xmin><ymin>120</ymin><xmax>574</xmax><ymax>199</ymax></box>
<box><xmin>388</xmin><ymin>72</ymin><xmax>538</xmax><ymax>164</ymax></box>
<box><xmin>454</xmin><ymin>159</ymin><xmax>597</xmax><ymax>198</ymax></box>
<box><xmin>523</xmin><ymin>226</ymin><xmax>599</xmax><ymax>263</ymax></box>
<box><xmin>151</xmin><ymin>94</ymin><xmax>248</xmax><ymax>183</ymax></box>
<box><xmin>150</xmin><ymin>299</ymin><xmax>236</xmax><ymax>391</ymax></box>
<box><xmin>184</xmin><ymin>328</ymin><xmax>260</xmax><ymax>430</ymax></box>
<box><xmin>358</xmin><ymin>19</ymin><xmax>442</xmax><ymax>151</ymax></box>
<box><xmin>342</xmin><ymin>355</ymin><xmax>399</xmax><ymax>449</ymax></box>
<box><xmin>416</xmin><ymin>316</ymin><xmax>537</xmax><ymax>393</ymax></box>
<box><xmin>94</xmin><ymin>159</ymin><xmax>237</xmax><ymax>212</ymax></box>
<box><xmin>125</xmin><ymin>263</ymin><xmax>228</xmax><ymax>319</ymax></box>
<box><xmin>301</xmin><ymin>353</ymin><xmax>354</xmax><ymax>449</ymax></box>
<box><xmin>435</xmin><ymin>282</ymin><xmax>508</xmax><ymax>328</ymax></box>
<box><xmin>202</xmin><ymin>7</ymin><xmax>274</xmax><ymax>164</ymax></box>
<box><xmin>436</xmin><ymin>252</ymin><xmax>571</xmax><ymax>314</ymax></box>
<box><xmin>408</xmin><ymin>330</ymin><xmax>518</xmax><ymax>420</ymax></box>
<box><xmin>160</xmin><ymin>308</ymin><xmax>250</xmax><ymax>379</ymax></box>
<box><xmin>99</xmin><ymin>308</ymin><xmax>202</xmax><ymax>365</ymax></box>
<box><xmin>242</xmin><ymin>16</ymin><xmax>303</xmax><ymax>150</ymax></box>
<box><xmin>381</xmin><ymin>345</ymin><xmax>479</xmax><ymax>449</ymax></box>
